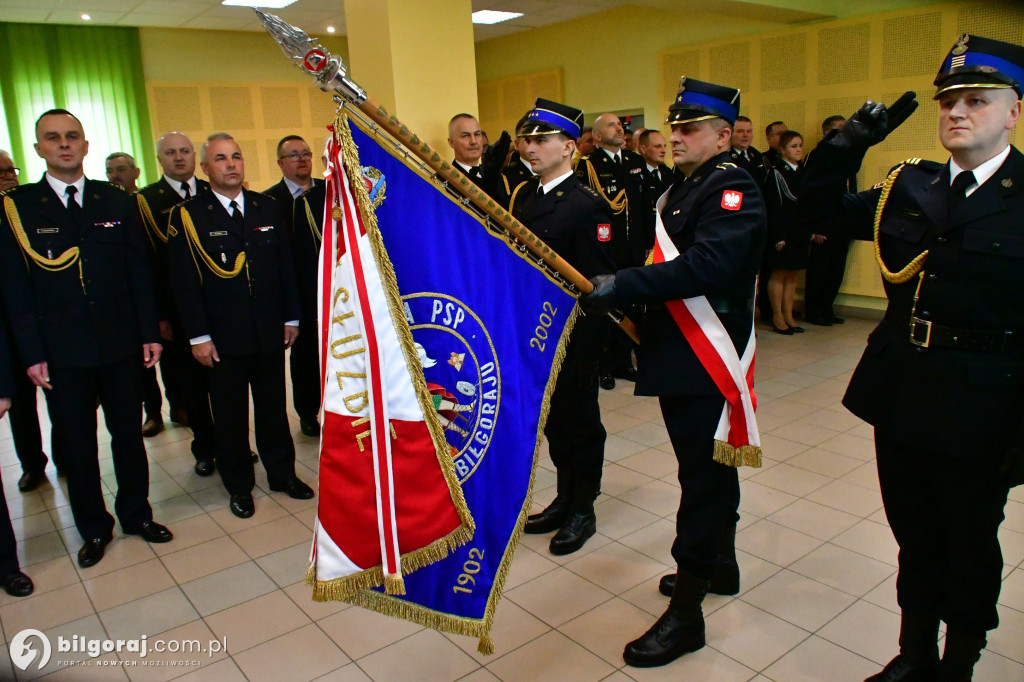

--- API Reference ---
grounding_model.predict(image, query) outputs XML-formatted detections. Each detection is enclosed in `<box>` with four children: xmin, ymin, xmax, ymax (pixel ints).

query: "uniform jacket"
<box><xmin>798</xmin><ymin>142</ymin><xmax>1024</xmax><ymax>456</ymax></box>
<box><xmin>510</xmin><ymin>174</ymin><xmax>616</xmax><ymax>369</ymax></box>
<box><xmin>263</xmin><ymin>178</ymin><xmax>325</xmax><ymax>322</ymax></box>
<box><xmin>0</xmin><ymin>177</ymin><xmax>159</xmax><ymax>369</ymax></box>
<box><xmin>166</xmin><ymin>188</ymin><xmax>301</xmax><ymax>357</ymax></box>
<box><xmin>136</xmin><ymin>176</ymin><xmax>210</xmax><ymax>323</ymax></box>
<box><xmin>575</xmin><ymin>147</ymin><xmax>648</xmax><ymax>268</ymax></box>
<box><xmin>497</xmin><ymin>154</ymin><xmax>535</xmax><ymax>208</ymax></box>
<box><xmin>614</xmin><ymin>152</ymin><xmax>767</xmax><ymax>397</ymax></box>
<box><xmin>639</xmin><ymin>162</ymin><xmax>675</xmax><ymax>249</ymax></box>
<box><xmin>764</xmin><ymin>159</ymin><xmax>805</xmax><ymax>246</ymax></box>
<box><xmin>729</xmin><ymin>145</ymin><xmax>771</xmax><ymax>185</ymax></box>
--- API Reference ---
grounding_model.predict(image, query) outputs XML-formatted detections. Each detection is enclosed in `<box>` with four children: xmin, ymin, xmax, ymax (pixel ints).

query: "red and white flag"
<box><xmin>308</xmin><ymin>123</ymin><xmax>474</xmax><ymax>599</ymax></box>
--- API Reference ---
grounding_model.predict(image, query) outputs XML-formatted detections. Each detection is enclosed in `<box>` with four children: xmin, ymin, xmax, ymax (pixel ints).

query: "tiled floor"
<box><xmin>2</xmin><ymin>316</ymin><xmax>1023</xmax><ymax>681</ymax></box>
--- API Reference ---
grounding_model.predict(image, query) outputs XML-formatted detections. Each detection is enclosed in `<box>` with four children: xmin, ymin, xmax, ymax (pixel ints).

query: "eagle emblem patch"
<box><xmin>721</xmin><ymin>190</ymin><xmax>743</xmax><ymax>210</ymax></box>
<box><xmin>597</xmin><ymin>224</ymin><xmax>611</xmax><ymax>242</ymax></box>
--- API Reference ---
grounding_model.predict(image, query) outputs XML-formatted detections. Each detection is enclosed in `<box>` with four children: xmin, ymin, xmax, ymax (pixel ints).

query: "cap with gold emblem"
<box><xmin>521</xmin><ymin>98</ymin><xmax>583</xmax><ymax>140</ymax></box>
<box><xmin>934</xmin><ymin>34</ymin><xmax>1024</xmax><ymax>99</ymax></box>
<box><xmin>666</xmin><ymin>77</ymin><xmax>740</xmax><ymax>126</ymax></box>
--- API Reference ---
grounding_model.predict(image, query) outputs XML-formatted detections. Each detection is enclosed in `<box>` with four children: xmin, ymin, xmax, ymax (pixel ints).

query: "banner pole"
<box><xmin>255</xmin><ymin>8</ymin><xmax>639</xmax><ymax>344</ymax></box>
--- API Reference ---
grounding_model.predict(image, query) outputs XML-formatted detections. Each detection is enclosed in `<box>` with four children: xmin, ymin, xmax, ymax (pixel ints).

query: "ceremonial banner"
<box><xmin>323</xmin><ymin>111</ymin><xmax>577</xmax><ymax>652</ymax></box>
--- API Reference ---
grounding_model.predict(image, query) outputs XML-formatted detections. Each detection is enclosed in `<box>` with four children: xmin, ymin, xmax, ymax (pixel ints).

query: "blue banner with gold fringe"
<box><xmin>337</xmin><ymin>112</ymin><xmax>577</xmax><ymax>652</ymax></box>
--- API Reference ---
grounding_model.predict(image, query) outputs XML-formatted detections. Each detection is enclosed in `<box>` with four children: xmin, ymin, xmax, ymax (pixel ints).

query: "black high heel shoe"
<box><xmin>788</xmin><ymin>326</ymin><xmax>806</xmax><ymax>333</ymax></box>
<box><xmin>771</xmin><ymin>323</ymin><xmax>794</xmax><ymax>335</ymax></box>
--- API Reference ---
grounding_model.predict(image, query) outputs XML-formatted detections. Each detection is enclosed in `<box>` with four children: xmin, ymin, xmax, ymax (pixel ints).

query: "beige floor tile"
<box><xmin>159</xmin><ymin>536</ymin><xmax>249</xmax><ymax>584</ymax></box>
<box><xmin>254</xmin><ymin>541</ymin><xmax>311</xmax><ymax>588</ymax></box>
<box><xmin>735</xmin><ymin>520</ymin><xmax>822</xmax><ymax>567</ymax></box>
<box><xmin>748</xmin><ymin>463</ymin><xmax>831</xmax><ymax>498</ymax></box>
<box><xmin>789</xmin><ymin>543</ymin><xmax>895</xmax><ymax>597</ymax></box>
<box><xmin>558</xmin><ymin>597</ymin><xmax>656</xmax><ymax>666</ymax></box>
<box><xmin>805</xmin><ymin>479</ymin><xmax>884</xmax><ymax>518</ymax></box>
<box><xmin>616</xmin><ymin>518</ymin><xmax>675</xmax><ymax>565</ymax></box>
<box><xmin>207</xmin><ymin>497</ymin><xmax>290</xmax><ymax>535</ymax></box>
<box><xmin>295</xmin><ymin>507</ymin><xmax>318</xmax><ymax>530</ymax></box>
<box><xmin>616</xmin><ymin>448</ymin><xmax>677</xmax><ymax>479</ymax></box>
<box><xmin>999</xmin><ymin>568</ymin><xmax>1024</xmax><ymax>611</ymax></box>
<box><xmin>518</xmin><ymin>526</ymin><xmax>612</xmax><ymax>564</ymax></box>
<box><xmin>149</xmin><ymin>514</ymin><xmax>226</xmax><ymax>557</ymax></box>
<box><xmin>564</xmin><ymin>541</ymin><xmax>667</xmax><ymax>595</ymax></box>
<box><xmin>180</xmin><ymin>562</ymin><xmax>277</xmax><ymax>617</ymax></box>
<box><xmin>502</xmin><ymin>545</ymin><xmax>558</xmax><ymax>591</ymax></box>
<box><xmin>313</xmin><ymin>662</ymin><xmax>374</xmax><ymax>681</ymax></box>
<box><xmin>768</xmin><ymin>421</ymin><xmax>838</xmax><ymax>448</ymax></box>
<box><xmin>741</xmin><ymin>569</ymin><xmax>856</xmax><ymax>631</ymax></box>
<box><xmin>831</xmin><ymin>520</ymin><xmax>899</xmax><ymax>566</ymax></box>
<box><xmin>975</xmin><ymin>648</ymin><xmax>1024</xmax><ymax>680</ymax></box>
<box><xmin>617</xmin><ymin>479</ymin><xmax>680</xmax><ymax>517</ymax></box>
<box><xmin>738</xmin><ymin>481</ymin><xmax>798</xmax><ymax>519</ymax></box>
<box><xmin>445</xmin><ymin>600</ymin><xmax>549</xmax><ymax>663</ymax></box>
<box><xmin>505</xmin><ymin>567</ymin><xmax>613</xmax><ymax>628</ymax></box>
<box><xmin>233</xmin><ymin>623</ymin><xmax>349</xmax><ymax>682</ymax></box>
<box><xmin>454</xmin><ymin>670</ymin><xmax>501</xmax><ymax>682</ymax></box>
<box><xmin>600</xmin><ymin>412</ymin><xmax>647</xmax><ymax>436</ymax></box>
<box><xmin>797</xmin><ymin>407</ymin><xmax>864</xmax><ymax>433</ymax></box>
<box><xmin>357</xmin><ymin>629</ymin><xmax>480</xmax><ymax>682</ymax></box>
<box><xmin>83</xmin><ymin>558</ymin><xmax>176</xmax><ymax>611</ymax></box>
<box><xmin>0</xmin><ymin>582</ymin><xmax>94</xmax><ymax>635</ymax></box>
<box><xmin>817</xmin><ymin>432</ymin><xmax>877</xmax><ymax>461</ymax></box>
<box><xmin>17</xmin><ymin>530</ymin><xmax>69</xmax><ymax>568</ymax></box>
<box><xmin>625</xmin><ymin>644</ymin><xmax>757</xmax><ymax>682</ymax></box>
<box><xmin>591</xmin><ymin>498</ymin><xmax>659</xmax><ymax>540</ymax></box>
<box><xmin>861</xmin><ymin>573</ymin><xmax>899</xmax><ymax>614</ymax></box>
<box><xmin>74</xmin><ymin>536</ymin><xmax>158</xmax><ymax>579</ymax></box>
<box><xmin>704</xmin><ymin>599</ymin><xmax>810</xmax><ymax>671</ymax></box>
<box><xmin>999</xmin><ymin>527</ymin><xmax>1024</xmax><ymax>568</ymax></box>
<box><xmin>149</xmin><ymin>493</ymin><xmax>207</xmax><ymax>525</ymax></box>
<box><xmin>205</xmin><ymin>590</ymin><xmax>311</xmax><ymax>653</ymax></box>
<box><xmin>0</xmin><ymin>554</ymin><xmax>79</xmax><ymax>608</ymax></box>
<box><xmin>11</xmin><ymin>510</ymin><xmax>57</xmax><ymax>540</ymax></box>
<box><xmin>230</xmin><ymin>515</ymin><xmax>310</xmax><ymax>559</ymax></box>
<box><xmin>619</xmin><ymin>579</ymin><xmax>677</xmax><ymax>618</ymax></box>
<box><xmin>988</xmin><ymin>604</ymin><xmax>1024</xmax><ymax>663</ymax></box>
<box><xmin>614</xmin><ymin>422</ymin><xmax>670</xmax><ymax>449</ymax></box>
<box><xmin>754</xmin><ymin>434</ymin><xmax>810</xmax><ymax>462</ymax></box>
<box><xmin>597</xmin><ymin>463</ymin><xmax>653</xmax><ymax>497</ymax></box>
<box><xmin>13</xmin><ymin>614</ymin><xmax>108</xmax><ymax>681</ymax></box>
<box><xmin>485</xmin><ymin>630</ymin><xmax>615</xmax><ymax>682</ymax></box>
<box><xmin>736</xmin><ymin>549</ymin><xmax>785</xmax><ymax>594</ymax></box>
<box><xmin>784</xmin><ymin>447</ymin><xmax>863</xmax><ymax>479</ymax></box>
<box><xmin>120</xmin><ymin>619</ymin><xmax>228</xmax><ymax>682</ymax></box>
<box><xmin>176</xmin><ymin>658</ymin><xmax>248</xmax><ymax>682</ymax></box>
<box><xmin>817</xmin><ymin>600</ymin><xmax>900</xmax><ymax>665</ymax></box>
<box><xmin>841</xmin><ymin>461</ymin><xmax>884</xmax><ymax>491</ymax></box>
<box><xmin>43</xmin><ymin>654</ymin><xmax>129</xmax><ymax>681</ymax></box>
<box><xmin>762</xmin><ymin>634</ymin><xmax>879</xmax><ymax>682</ymax></box>
<box><xmin>99</xmin><ymin>587</ymin><xmax>200</xmax><ymax>641</ymax></box>
<box><xmin>754</xmin><ymin>379</ymin><xmax>802</xmax><ymax>398</ymax></box>
<box><xmin>1004</xmin><ymin>500</ymin><xmax>1024</xmax><ymax>534</ymax></box>
<box><xmin>767</xmin><ymin>499</ymin><xmax>861</xmax><ymax>542</ymax></box>
<box><xmin>318</xmin><ymin>602</ymin><xmax>423</xmax><ymax>659</ymax></box>
<box><xmin>282</xmin><ymin>580</ymin><xmax>351</xmax><ymax>620</ymax></box>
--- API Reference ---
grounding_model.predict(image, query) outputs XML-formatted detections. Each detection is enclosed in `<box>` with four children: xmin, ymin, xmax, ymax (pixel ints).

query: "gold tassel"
<box><xmin>477</xmin><ymin>636</ymin><xmax>494</xmax><ymax>655</ymax></box>
<box><xmin>384</xmin><ymin>574</ymin><xmax>406</xmax><ymax>595</ymax></box>
<box><xmin>712</xmin><ymin>440</ymin><xmax>762</xmax><ymax>468</ymax></box>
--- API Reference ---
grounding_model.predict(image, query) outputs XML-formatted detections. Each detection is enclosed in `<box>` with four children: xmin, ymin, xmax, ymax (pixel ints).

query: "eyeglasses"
<box><xmin>0</xmin><ymin>167</ymin><xmax>19</xmax><ymax>178</ymax></box>
<box><xmin>280</xmin><ymin>151</ymin><xmax>313</xmax><ymax>161</ymax></box>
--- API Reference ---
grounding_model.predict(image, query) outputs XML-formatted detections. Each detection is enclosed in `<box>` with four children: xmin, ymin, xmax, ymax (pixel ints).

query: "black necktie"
<box><xmin>949</xmin><ymin>170</ymin><xmax>976</xmax><ymax>213</ymax></box>
<box><xmin>65</xmin><ymin>185</ymin><xmax>80</xmax><ymax>212</ymax></box>
<box><xmin>181</xmin><ymin>182</ymin><xmax>191</xmax><ymax>198</ymax></box>
<box><xmin>654</xmin><ymin>169</ymin><xmax>661</xmax><ymax>182</ymax></box>
<box><xmin>536</xmin><ymin>185</ymin><xmax>545</xmax><ymax>199</ymax></box>
<box><xmin>613</xmin><ymin>154</ymin><xmax>622</xmax><ymax>166</ymax></box>
<box><xmin>229</xmin><ymin>200</ymin><xmax>244</xmax><ymax>229</ymax></box>
<box><xmin>467</xmin><ymin>166</ymin><xmax>481</xmax><ymax>179</ymax></box>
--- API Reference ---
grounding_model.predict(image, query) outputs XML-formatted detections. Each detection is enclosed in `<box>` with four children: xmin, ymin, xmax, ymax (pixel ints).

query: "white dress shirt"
<box><xmin>949</xmin><ymin>144</ymin><xmax>1011</xmax><ymax>198</ymax></box>
<box><xmin>45</xmin><ymin>174</ymin><xmax>85</xmax><ymax>207</ymax></box>
<box><xmin>164</xmin><ymin>175</ymin><xmax>197</xmax><ymax>199</ymax></box>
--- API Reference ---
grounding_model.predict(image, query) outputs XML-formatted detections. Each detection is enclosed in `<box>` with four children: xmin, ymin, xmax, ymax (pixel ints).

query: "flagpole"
<box><xmin>254</xmin><ymin>8</ymin><xmax>639</xmax><ymax>344</ymax></box>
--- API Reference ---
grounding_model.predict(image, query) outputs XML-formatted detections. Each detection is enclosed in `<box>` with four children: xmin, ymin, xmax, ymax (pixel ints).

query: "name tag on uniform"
<box><xmin>94</xmin><ymin>221</ymin><xmax>120</xmax><ymax>228</ymax></box>
<box><xmin>209</xmin><ymin>230</ymin><xmax>228</xmax><ymax>237</ymax></box>
<box><xmin>629</xmin><ymin>167</ymin><xmax>643</xmax><ymax>175</ymax></box>
<box><xmin>253</xmin><ymin>225</ymin><xmax>274</xmax><ymax>232</ymax></box>
<box><xmin>37</xmin><ymin>227</ymin><xmax>59</xmax><ymax>234</ymax></box>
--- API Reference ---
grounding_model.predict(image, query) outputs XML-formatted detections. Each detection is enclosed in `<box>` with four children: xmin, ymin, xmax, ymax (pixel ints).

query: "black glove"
<box><xmin>579</xmin><ymin>274</ymin><xmax>617</xmax><ymax>315</ymax></box>
<box><xmin>831</xmin><ymin>91</ymin><xmax>919</xmax><ymax>151</ymax></box>
<box><xmin>999</xmin><ymin>447</ymin><xmax>1024</xmax><ymax>488</ymax></box>
<box><xmin>481</xmin><ymin>131</ymin><xmax>512</xmax><ymax>178</ymax></box>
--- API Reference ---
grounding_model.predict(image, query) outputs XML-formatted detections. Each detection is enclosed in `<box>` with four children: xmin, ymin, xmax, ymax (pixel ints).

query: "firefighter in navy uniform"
<box><xmin>167</xmin><ymin>133</ymin><xmax>314</xmax><ymax>520</ymax></box>
<box><xmin>510</xmin><ymin>99</ymin><xmax>615</xmax><ymax>556</ymax></box>
<box><xmin>0</xmin><ymin>109</ymin><xmax>173</xmax><ymax>569</ymax></box>
<box><xmin>496</xmin><ymin>115</ymin><xmax>536</xmax><ymax>208</ymax></box>
<box><xmin>135</xmin><ymin>132</ymin><xmax>217</xmax><ymax>475</ymax></box>
<box><xmin>795</xmin><ymin>36</ymin><xmax>1024</xmax><ymax>682</ymax></box>
<box><xmin>581</xmin><ymin>78</ymin><xmax>766</xmax><ymax>668</ymax></box>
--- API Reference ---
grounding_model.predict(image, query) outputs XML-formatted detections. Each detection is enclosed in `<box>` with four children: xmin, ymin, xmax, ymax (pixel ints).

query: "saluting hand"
<box><xmin>192</xmin><ymin>340</ymin><xmax>219</xmax><ymax>368</ymax></box>
<box><xmin>831</xmin><ymin>91</ymin><xmax>918</xmax><ymax>151</ymax></box>
<box><xmin>27</xmin><ymin>362</ymin><xmax>52</xmax><ymax>390</ymax></box>
<box><xmin>143</xmin><ymin>343</ymin><xmax>163</xmax><ymax>368</ymax></box>
<box><xmin>284</xmin><ymin>325</ymin><xmax>299</xmax><ymax>349</ymax></box>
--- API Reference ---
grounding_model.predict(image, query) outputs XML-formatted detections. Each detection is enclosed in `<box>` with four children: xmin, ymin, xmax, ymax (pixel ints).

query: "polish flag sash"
<box><xmin>308</xmin><ymin>122</ymin><xmax>474</xmax><ymax>599</ymax></box>
<box><xmin>650</xmin><ymin>190</ymin><xmax>762</xmax><ymax>467</ymax></box>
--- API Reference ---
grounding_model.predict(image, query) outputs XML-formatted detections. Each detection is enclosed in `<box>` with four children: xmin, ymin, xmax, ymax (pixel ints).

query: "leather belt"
<box><xmin>647</xmin><ymin>296</ymin><xmax>754</xmax><ymax>315</ymax></box>
<box><xmin>908</xmin><ymin>317</ymin><xmax>1020</xmax><ymax>352</ymax></box>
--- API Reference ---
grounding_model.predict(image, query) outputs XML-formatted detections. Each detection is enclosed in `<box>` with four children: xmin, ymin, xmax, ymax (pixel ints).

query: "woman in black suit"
<box><xmin>765</xmin><ymin>131</ymin><xmax>807</xmax><ymax>333</ymax></box>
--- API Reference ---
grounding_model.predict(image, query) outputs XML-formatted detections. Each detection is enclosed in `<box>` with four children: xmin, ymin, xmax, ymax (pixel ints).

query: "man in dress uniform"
<box><xmin>136</xmin><ymin>132</ymin><xmax>216</xmax><ymax>475</ymax></box>
<box><xmin>447</xmin><ymin>113</ymin><xmax>509</xmax><ymax>201</ymax></box>
<box><xmin>263</xmin><ymin>135</ymin><xmax>325</xmax><ymax>437</ymax></box>
<box><xmin>729</xmin><ymin>116</ymin><xmax>770</xmax><ymax>183</ymax></box>
<box><xmin>764</xmin><ymin>120</ymin><xmax>787</xmax><ymax>166</ymax></box>
<box><xmin>582</xmin><ymin>78</ymin><xmax>766</xmax><ymax>668</ymax></box>
<box><xmin>0</xmin><ymin>150</ymin><xmax>57</xmax><ymax>492</ymax></box>
<box><xmin>167</xmin><ymin>133</ymin><xmax>313</xmax><ymax>519</ymax></box>
<box><xmin>0</xmin><ymin>109</ymin><xmax>173</xmax><ymax>568</ymax></box>
<box><xmin>105</xmin><ymin>152</ymin><xmax>140</xmax><ymax>193</ymax></box>
<box><xmin>796</xmin><ymin>35</ymin><xmax>1024</xmax><ymax>682</ymax></box>
<box><xmin>637</xmin><ymin>130</ymin><xmax>674</xmax><ymax>253</ymax></box>
<box><xmin>0</xmin><ymin>312</ymin><xmax>34</xmax><ymax>597</ymax></box>
<box><xmin>510</xmin><ymin>98</ymin><xmax>615</xmax><ymax>556</ymax></box>
<box><xmin>576</xmin><ymin>113</ymin><xmax>646</xmax><ymax>389</ymax></box>
<box><xmin>497</xmin><ymin>116</ymin><xmax>536</xmax><ymax>206</ymax></box>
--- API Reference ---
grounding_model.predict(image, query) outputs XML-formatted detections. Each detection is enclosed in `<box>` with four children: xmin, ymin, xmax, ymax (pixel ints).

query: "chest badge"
<box><xmin>597</xmin><ymin>224</ymin><xmax>611</xmax><ymax>242</ymax></box>
<box><xmin>721</xmin><ymin>190</ymin><xmax>743</xmax><ymax>211</ymax></box>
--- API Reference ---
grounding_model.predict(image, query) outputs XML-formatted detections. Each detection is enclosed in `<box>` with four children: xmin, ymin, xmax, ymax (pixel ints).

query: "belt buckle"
<box><xmin>909</xmin><ymin>317</ymin><xmax>932</xmax><ymax>347</ymax></box>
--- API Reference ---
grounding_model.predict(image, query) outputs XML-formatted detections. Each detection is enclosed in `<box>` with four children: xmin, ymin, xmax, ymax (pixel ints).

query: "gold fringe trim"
<box><xmin>301</xmin><ymin>194</ymin><xmax>323</xmax><ymax>243</ymax></box>
<box><xmin>583</xmin><ymin>159</ymin><xmax>627</xmax><ymax>214</ymax></box>
<box><xmin>329</xmin><ymin>108</ymin><xmax>581</xmax><ymax>653</ymax></box>
<box><xmin>136</xmin><ymin>193</ymin><xmax>167</xmax><ymax>248</ymax></box>
<box><xmin>180</xmin><ymin>207</ymin><xmax>247</xmax><ymax>278</ymax></box>
<box><xmin>3</xmin><ymin>195</ymin><xmax>80</xmax><ymax>272</ymax></box>
<box><xmin>873</xmin><ymin>164</ymin><xmax>928</xmax><ymax>283</ymax></box>
<box><xmin>384</xmin><ymin>574</ymin><xmax>406</xmax><ymax>595</ymax></box>
<box><xmin>713</xmin><ymin>440</ymin><xmax>762</xmax><ymax>468</ymax></box>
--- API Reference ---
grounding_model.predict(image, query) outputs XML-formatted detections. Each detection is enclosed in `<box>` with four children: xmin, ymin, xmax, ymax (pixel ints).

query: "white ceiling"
<box><xmin>0</xmin><ymin>0</ymin><xmax>840</xmax><ymax>41</ymax></box>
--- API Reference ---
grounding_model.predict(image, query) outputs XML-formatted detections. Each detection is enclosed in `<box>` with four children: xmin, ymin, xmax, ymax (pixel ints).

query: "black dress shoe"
<box><xmin>865</xmin><ymin>654</ymin><xmax>940</xmax><ymax>681</ymax></box>
<box><xmin>524</xmin><ymin>495</ymin><xmax>571</xmax><ymax>535</ymax></box>
<box><xmin>599</xmin><ymin>375</ymin><xmax>616</xmax><ymax>391</ymax></box>
<box><xmin>549</xmin><ymin>511</ymin><xmax>596</xmax><ymax>555</ymax></box>
<box><xmin>2</xmin><ymin>571</ymin><xmax>33</xmax><ymax>597</ymax></box>
<box><xmin>300</xmin><ymin>418</ymin><xmax>321</xmax><ymax>437</ymax></box>
<box><xmin>615</xmin><ymin>367</ymin><xmax>638</xmax><ymax>382</ymax></box>
<box><xmin>788</xmin><ymin>326</ymin><xmax>806</xmax><ymax>333</ymax></box>
<box><xmin>194</xmin><ymin>459</ymin><xmax>215</xmax><ymax>476</ymax></box>
<box><xmin>659</xmin><ymin>567</ymin><xmax>740</xmax><ymax>597</ymax></box>
<box><xmin>771</xmin><ymin>323</ymin><xmax>794</xmax><ymax>335</ymax></box>
<box><xmin>77</xmin><ymin>535</ymin><xmax>113</xmax><ymax>568</ymax></box>
<box><xmin>806</xmin><ymin>316</ymin><xmax>833</xmax><ymax>326</ymax></box>
<box><xmin>830</xmin><ymin>315</ymin><xmax>846</xmax><ymax>324</ymax></box>
<box><xmin>624</xmin><ymin>571</ymin><xmax>710</xmax><ymax>668</ymax></box>
<box><xmin>169</xmin><ymin>407</ymin><xmax>190</xmax><ymax>427</ymax></box>
<box><xmin>17</xmin><ymin>470</ymin><xmax>45</xmax><ymax>492</ymax></box>
<box><xmin>141</xmin><ymin>417</ymin><xmax>164</xmax><ymax>437</ymax></box>
<box><xmin>126</xmin><ymin>521</ymin><xmax>173</xmax><ymax>544</ymax></box>
<box><xmin>269</xmin><ymin>478</ymin><xmax>315</xmax><ymax>500</ymax></box>
<box><xmin>229</xmin><ymin>494</ymin><xmax>255</xmax><ymax>518</ymax></box>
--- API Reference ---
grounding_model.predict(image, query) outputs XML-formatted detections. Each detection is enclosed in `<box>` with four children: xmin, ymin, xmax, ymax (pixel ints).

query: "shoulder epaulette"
<box><xmin>577</xmin><ymin>183</ymin><xmax>602</xmax><ymax>200</ymax></box>
<box><xmin>108</xmin><ymin>182</ymin><xmax>127</xmax><ymax>193</ymax></box>
<box><xmin>716</xmin><ymin>161</ymin><xmax>739</xmax><ymax>170</ymax></box>
<box><xmin>890</xmin><ymin>158</ymin><xmax>942</xmax><ymax>175</ymax></box>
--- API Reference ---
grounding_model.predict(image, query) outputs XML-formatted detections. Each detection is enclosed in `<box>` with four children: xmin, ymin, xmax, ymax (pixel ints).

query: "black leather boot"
<box><xmin>549</xmin><ymin>480</ymin><xmax>597</xmax><ymax>555</ymax></box>
<box><xmin>624</xmin><ymin>570</ymin><xmax>710</xmax><ymax>667</ymax></box>
<box><xmin>864</xmin><ymin>612</ymin><xmax>940</xmax><ymax>681</ymax></box>
<box><xmin>525</xmin><ymin>469</ymin><xmax>573</xmax><ymax>534</ymax></box>
<box><xmin>938</xmin><ymin>629</ymin><xmax>985</xmax><ymax>682</ymax></box>
<box><xmin>659</xmin><ymin>523</ymin><xmax>740</xmax><ymax>597</ymax></box>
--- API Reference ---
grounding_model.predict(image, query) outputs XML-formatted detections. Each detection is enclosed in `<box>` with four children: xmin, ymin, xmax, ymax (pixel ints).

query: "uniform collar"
<box><xmin>949</xmin><ymin>144</ymin><xmax>1011</xmax><ymax>195</ymax></box>
<box><xmin>164</xmin><ymin>175</ymin><xmax>197</xmax><ymax>198</ymax></box>
<box><xmin>539</xmin><ymin>170</ymin><xmax>573</xmax><ymax>194</ymax></box>
<box><xmin>601</xmin><ymin>147</ymin><xmax>622</xmax><ymax>164</ymax></box>
<box><xmin>45</xmin><ymin>173</ymin><xmax>85</xmax><ymax>207</ymax></box>
<box><xmin>283</xmin><ymin>176</ymin><xmax>311</xmax><ymax>197</ymax></box>
<box><xmin>212</xmin><ymin>188</ymin><xmax>244</xmax><ymax>215</ymax></box>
